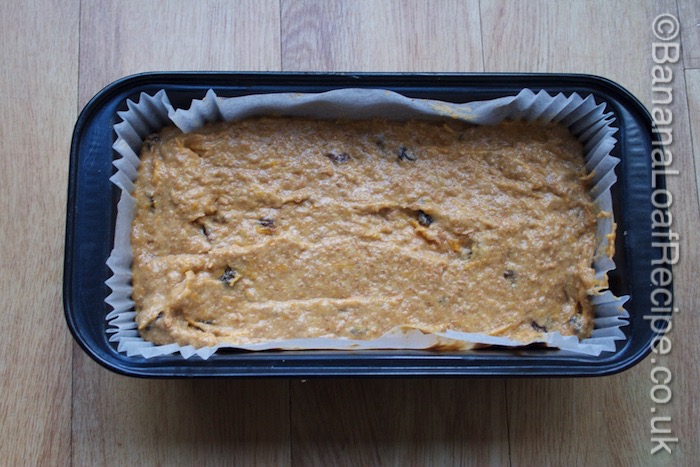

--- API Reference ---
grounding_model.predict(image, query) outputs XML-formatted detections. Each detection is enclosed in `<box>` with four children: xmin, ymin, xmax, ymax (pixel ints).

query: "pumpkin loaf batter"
<box><xmin>130</xmin><ymin>117</ymin><xmax>607</xmax><ymax>347</ymax></box>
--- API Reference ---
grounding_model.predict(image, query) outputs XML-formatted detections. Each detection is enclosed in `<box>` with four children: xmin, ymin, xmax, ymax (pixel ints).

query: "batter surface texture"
<box><xmin>130</xmin><ymin>117</ymin><xmax>604</xmax><ymax>347</ymax></box>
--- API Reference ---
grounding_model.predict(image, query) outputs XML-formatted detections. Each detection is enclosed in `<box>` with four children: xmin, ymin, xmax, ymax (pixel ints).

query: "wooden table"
<box><xmin>2</xmin><ymin>1</ymin><xmax>698</xmax><ymax>465</ymax></box>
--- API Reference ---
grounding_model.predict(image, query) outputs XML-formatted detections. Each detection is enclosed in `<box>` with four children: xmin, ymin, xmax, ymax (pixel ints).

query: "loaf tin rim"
<box><xmin>64</xmin><ymin>71</ymin><xmax>671</xmax><ymax>378</ymax></box>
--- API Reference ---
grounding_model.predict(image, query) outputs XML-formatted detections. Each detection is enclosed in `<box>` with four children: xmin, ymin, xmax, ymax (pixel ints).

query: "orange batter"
<box><xmin>130</xmin><ymin>117</ymin><xmax>606</xmax><ymax>347</ymax></box>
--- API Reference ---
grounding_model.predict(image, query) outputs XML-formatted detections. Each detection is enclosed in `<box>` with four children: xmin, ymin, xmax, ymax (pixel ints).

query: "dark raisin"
<box><xmin>417</xmin><ymin>210</ymin><xmax>433</xmax><ymax>226</ymax></box>
<box><xmin>220</xmin><ymin>266</ymin><xmax>238</xmax><ymax>286</ymax></box>
<box><xmin>325</xmin><ymin>152</ymin><xmax>350</xmax><ymax>164</ymax></box>
<box><xmin>155</xmin><ymin>312</ymin><xmax>163</xmax><ymax>321</ymax></box>
<box><xmin>145</xmin><ymin>134</ymin><xmax>161</xmax><ymax>151</ymax></box>
<box><xmin>192</xmin><ymin>217</ymin><xmax>211</xmax><ymax>240</ymax></box>
<box><xmin>398</xmin><ymin>146</ymin><xmax>416</xmax><ymax>161</ymax></box>
<box><xmin>569</xmin><ymin>315</ymin><xmax>584</xmax><ymax>335</ymax></box>
<box><xmin>149</xmin><ymin>196</ymin><xmax>156</xmax><ymax>211</ymax></box>
<box><xmin>531</xmin><ymin>321</ymin><xmax>548</xmax><ymax>333</ymax></box>
<box><xmin>503</xmin><ymin>269</ymin><xmax>516</xmax><ymax>280</ymax></box>
<box><xmin>256</xmin><ymin>217</ymin><xmax>276</xmax><ymax>235</ymax></box>
<box><xmin>258</xmin><ymin>218</ymin><xmax>275</xmax><ymax>228</ymax></box>
<box><xmin>460</xmin><ymin>245</ymin><xmax>473</xmax><ymax>260</ymax></box>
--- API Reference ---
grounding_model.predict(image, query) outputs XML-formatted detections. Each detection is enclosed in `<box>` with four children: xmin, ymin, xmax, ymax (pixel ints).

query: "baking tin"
<box><xmin>65</xmin><ymin>72</ymin><xmax>671</xmax><ymax>377</ymax></box>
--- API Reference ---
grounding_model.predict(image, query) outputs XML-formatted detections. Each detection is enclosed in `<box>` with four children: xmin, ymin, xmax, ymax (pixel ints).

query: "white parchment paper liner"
<box><xmin>106</xmin><ymin>88</ymin><xmax>629</xmax><ymax>359</ymax></box>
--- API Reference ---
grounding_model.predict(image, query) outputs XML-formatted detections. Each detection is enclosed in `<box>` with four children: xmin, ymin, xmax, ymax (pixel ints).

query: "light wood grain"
<box><xmin>679</xmin><ymin>0</ymin><xmax>700</xmax><ymax>69</ymax></box>
<box><xmin>681</xmin><ymin>66</ymin><xmax>700</xmax><ymax>456</ymax></box>
<box><xmin>72</xmin><ymin>366</ymin><xmax>291</xmax><ymax>466</ymax></box>
<box><xmin>481</xmin><ymin>1</ymin><xmax>700</xmax><ymax>464</ymax></box>
<box><xmin>281</xmin><ymin>0</ymin><xmax>484</xmax><ymax>72</ymax></box>
<box><xmin>659</xmin><ymin>63</ymin><xmax>700</xmax><ymax>467</ymax></box>
<box><xmin>78</xmin><ymin>0</ymin><xmax>282</xmax><ymax>108</ymax></box>
<box><xmin>687</xmin><ymin>69</ymin><xmax>700</xmax><ymax>202</ymax></box>
<box><xmin>481</xmin><ymin>0</ymin><xmax>664</xmax><ymax>99</ymax></box>
<box><xmin>291</xmin><ymin>379</ymin><xmax>509</xmax><ymax>466</ymax></box>
<box><xmin>0</xmin><ymin>0</ymin><xmax>78</xmax><ymax>465</ymax></box>
<box><xmin>73</xmin><ymin>2</ymin><xmax>289</xmax><ymax>466</ymax></box>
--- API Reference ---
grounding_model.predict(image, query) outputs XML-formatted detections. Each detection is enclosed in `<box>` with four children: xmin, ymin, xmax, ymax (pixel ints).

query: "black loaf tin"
<box><xmin>64</xmin><ymin>72</ymin><xmax>671</xmax><ymax>377</ymax></box>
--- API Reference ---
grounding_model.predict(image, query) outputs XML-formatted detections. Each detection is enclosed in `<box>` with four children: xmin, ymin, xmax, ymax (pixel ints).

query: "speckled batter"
<box><xmin>130</xmin><ymin>117</ymin><xmax>606</xmax><ymax>347</ymax></box>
